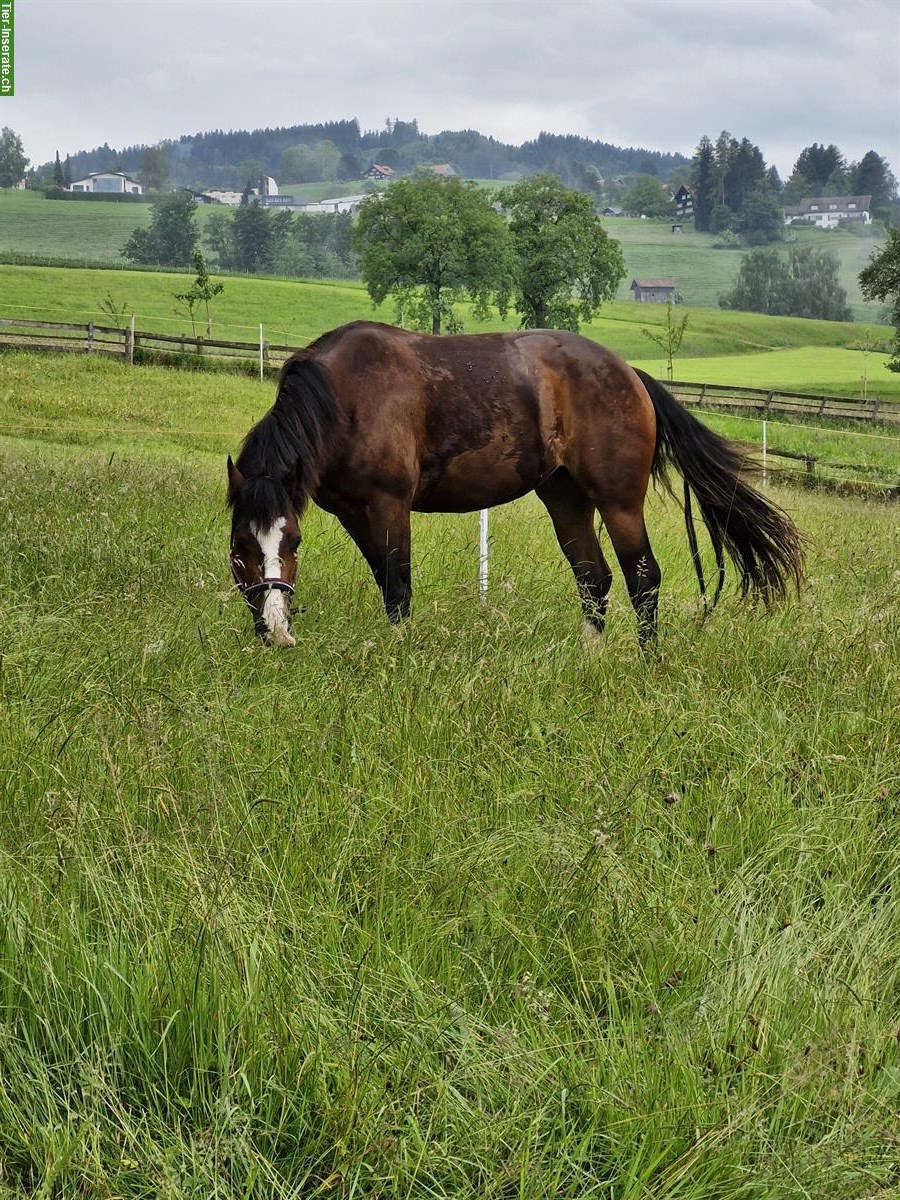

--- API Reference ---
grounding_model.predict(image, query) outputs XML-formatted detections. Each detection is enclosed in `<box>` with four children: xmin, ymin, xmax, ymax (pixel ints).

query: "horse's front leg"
<box><xmin>340</xmin><ymin>495</ymin><xmax>412</xmax><ymax>622</ymax></box>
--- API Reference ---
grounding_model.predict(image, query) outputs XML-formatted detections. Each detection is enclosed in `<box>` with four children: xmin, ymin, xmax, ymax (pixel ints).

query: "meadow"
<box><xmin>0</xmin><ymin>187</ymin><xmax>886</xmax><ymax>316</ymax></box>
<box><xmin>3</xmin><ymin>261</ymin><xmax>899</xmax><ymax>401</ymax></box>
<box><xmin>0</xmin><ymin>351</ymin><xmax>898</xmax><ymax>1197</ymax></box>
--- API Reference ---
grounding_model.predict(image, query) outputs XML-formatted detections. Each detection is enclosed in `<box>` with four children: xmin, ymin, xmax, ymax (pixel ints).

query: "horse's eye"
<box><xmin>287</xmin><ymin>536</ymin><xmax>301</xmax><ymax>554</ymax></box>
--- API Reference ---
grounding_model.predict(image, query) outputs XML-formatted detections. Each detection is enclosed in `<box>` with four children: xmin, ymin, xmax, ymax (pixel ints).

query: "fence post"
<box><xmin>87</xmin><ymin>321</ymin><xmax>94</xmax><ymax>354</ymax></box>
<box><xmin>126</xmin><ymin>315</ymin><xmax>135</xmax><ymax>365</ymax></box>
<box><xmin>761</xmin><ymin>419</ymin><xmax>767</xmax><ymax>487</ymax></box>
<box><xmin>698</xmin><ymin>384</ymin><xmax>706</xmax><ymax>408</ymax></box>
<box><xmin>259</xmin><ymin>324</ymin><xmax>264</xmax><ymax>382</ymax></box>
<box><xmin>479</xmin><ymin>508</ymin><xmax>489</xmax><ymax>598</ymax></box>
<box><xmin>805</xmin><ymin>454</ymin><xmax>816</xmax><ymax>481</ymax></box>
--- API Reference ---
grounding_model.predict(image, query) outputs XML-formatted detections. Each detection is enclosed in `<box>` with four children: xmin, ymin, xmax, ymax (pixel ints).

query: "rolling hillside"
<box><xmin>0</xmin><ymin>188</ymin><xmax>886</xmax><ymax>317</ymax></box>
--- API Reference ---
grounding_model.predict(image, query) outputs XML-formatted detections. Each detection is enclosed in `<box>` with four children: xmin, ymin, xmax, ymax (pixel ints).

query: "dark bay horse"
<box><xmin>227</xmin><ymin>321</ymin><xmax>803</xmax><ymax>647</ymax></box>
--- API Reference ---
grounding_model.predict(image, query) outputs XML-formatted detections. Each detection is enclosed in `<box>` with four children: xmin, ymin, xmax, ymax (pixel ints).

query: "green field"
<box><xmin>3</xmin><ymin>262</ymin><xmax>899</xmax><ymax>400</ymax></box>
<box><xmin>603</xmin><ymin>219</ymin><xmax>884</xmax><ymax>318</ymax></box>
<box><xmin>1</xmin><ymin>187</ymin><xmax>886</xmax><ymax>317</ymax></box>
<box><xmin>1</xmin><ymin>352</ymin><xmax>898</xmax><ymax>1197</ymax></box>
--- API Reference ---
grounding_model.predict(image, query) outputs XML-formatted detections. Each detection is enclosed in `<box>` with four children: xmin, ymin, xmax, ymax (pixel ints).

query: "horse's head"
<box><xmin>227</xmin><ymin>457</ymin><xmax>301</xmax><ymax>647</ymax></box>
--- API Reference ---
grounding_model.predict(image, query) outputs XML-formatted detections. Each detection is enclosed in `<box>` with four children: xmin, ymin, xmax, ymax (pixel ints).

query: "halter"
<box><xmin>231</xmin><ymin>557</ymin><xmax>296</xmax><ymax>602</ymax></box>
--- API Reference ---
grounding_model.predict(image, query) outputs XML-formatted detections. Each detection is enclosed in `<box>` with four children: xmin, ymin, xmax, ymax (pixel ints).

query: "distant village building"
<box><xmin>783</xmin><ymin>195</ymin><xmax>872</xmax><ymax>229</ymax></box>
<box><xmin>182</xmin><ymin>188</ymin><xmax>219</xmax><ymax>204</ymax></box>
<box><xmin>672</xmin><ymin>185</ymin><xmax>693</xmax><ymax>218</ymax></box>
<box><xmin>601</xmin><ymin>205</ymin><xmax>623</xmax><ymax>217</ymax></box>
<box><xmin>630</xmin><ymin>278</ymin><xmax>678</xmax><ymax>304</ymax></box>
<box><xmin>295</xmin><ymin>194</ymin><xmax>366</xmax><ymax>215</ymax></box>
<box><xmin>428</xmin><ymin>164</ymin><xmax>456</xmax><ymax>177</ymax></box>
<box><xmin>205</xmin><ymin>189</ymin><xmax>244</xmax><ymax>206</ymax></box>
<box><xmin>364</xmin><ymin>164</ymin><xmax>396</xmax><ymax>181</ymax></box>
<box><xmin>68</xmin><ymin>171</ymin><xmax>143</xmax><ymax>195</ymax></box>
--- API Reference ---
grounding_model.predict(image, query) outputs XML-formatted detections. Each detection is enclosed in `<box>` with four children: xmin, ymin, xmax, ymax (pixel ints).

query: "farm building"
<box><xmin>428</xmin><ymin>164</ymin><xmax>456</xmax><ymax>176</ymax></box>
<box><xmin>630</xmin><ymin>278</ymin><xmax>677</xmax><ymax>304</ymax></box>
<box><xmin>68</xmin><ymin>171</ymin><xmax>143</xmax><ymax>195</ymax></box>
<box><xmin>365</xmin><ymin>164</ymin><xmax>396</xmax><ymax>181</ymax></box>
<box><xmin>294</xmin><ymin>194</ymin><xmax>367</xmax><ymax>215</ymax></box>
<box><xmin>673</xmin><ymin>185</ymin><xmax>693</xmax><ymax>218</ymax></box>
<box><xmin>783</xmin><ymin>195</ymin><xmax>872</xmax><ymax>228</ymax></box>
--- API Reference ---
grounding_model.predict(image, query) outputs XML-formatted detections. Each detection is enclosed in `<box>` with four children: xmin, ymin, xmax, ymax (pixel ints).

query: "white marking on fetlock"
<box><xmin>581</xmin><ymin>618</ymin><xmax>606</xmax><ymax>650</ymax></box>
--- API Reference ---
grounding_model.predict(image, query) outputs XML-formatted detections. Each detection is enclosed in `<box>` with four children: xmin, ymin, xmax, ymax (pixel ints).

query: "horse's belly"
<box><xmin>414</xmin><ymin>443</ymin><xmax>547</xmax><ymax>513</ymax></box>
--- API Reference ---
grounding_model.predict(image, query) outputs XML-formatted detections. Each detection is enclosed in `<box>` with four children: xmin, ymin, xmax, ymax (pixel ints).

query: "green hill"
<box><xmin>1</xmin><ymin>188</ymin><xmax>887</xmax><ymax>319</ymax></box>
<box><xmin>2</xmin><ymin>262</ymin><xmax>897</xmax><ymax>399</ymax></box>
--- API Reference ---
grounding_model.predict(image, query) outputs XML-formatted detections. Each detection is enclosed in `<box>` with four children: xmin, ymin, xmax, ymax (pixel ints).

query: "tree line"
<box><xmin>690</xmin><ymin>132</ymin><xmax>897</xmax><ymax>241</ymax></box>
<box><xmin>121</xmin><ymin>175</ymin><xmax>625</xmax><ymax>335</ymax></box>
<box><xmin>122</xmin><ymin>192</ymin><xmax>356</xmax><ymax>280</ymax></box>
<box><xmin>33</xmin><ymin>117</ymin><xmax>689</xmax><ymax>194</ymax></box>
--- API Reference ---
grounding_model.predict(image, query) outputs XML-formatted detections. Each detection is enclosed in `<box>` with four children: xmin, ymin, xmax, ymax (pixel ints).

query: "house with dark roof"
<box><xmin>364</xmin><ymin>164</ymin><xmax>396</xmax><ymax>181</ymax></box>
<box><xmin>672</xmin><ymin>185</ymin><xmax>693</xmax><ymax>218</ymax></box>
<box><xmin>783</xmin><ymin>195</ymin><xmax>871</xmax><ymax>228</ymax></box>
<box><xmin>630</xmin><ymin>278</ymin><xmax>677</xmax><ymax>304</ymax></box>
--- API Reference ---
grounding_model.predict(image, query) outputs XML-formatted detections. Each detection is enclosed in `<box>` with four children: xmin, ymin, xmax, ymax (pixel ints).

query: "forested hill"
<box><xmin>41</xmin><ymin>118</ymin><xmax>689</xmax><ymax>190</ymax></box>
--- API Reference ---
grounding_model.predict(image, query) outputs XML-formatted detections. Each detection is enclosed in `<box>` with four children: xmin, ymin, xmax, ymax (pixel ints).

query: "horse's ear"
<box><xmin>226</xmin><ymin>456</ymin><xmax>245</xmax><ymax>502</ymax></box>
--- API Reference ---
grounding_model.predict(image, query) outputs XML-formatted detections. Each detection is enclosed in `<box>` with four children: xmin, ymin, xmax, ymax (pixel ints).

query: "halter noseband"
<box><xmin>231</xmin><ymin>558</ymin><xmax>296</xmax><ymax>602</ymax></box>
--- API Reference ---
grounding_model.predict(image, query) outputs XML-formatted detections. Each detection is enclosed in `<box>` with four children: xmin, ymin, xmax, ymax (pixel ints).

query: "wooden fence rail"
<box><xmin>670</xmin><ymin>379</ymin><xmax>900</xmax><ymax>425</ymax></box>
<box><xmin>2</xmin><ymin>317</ymin><xmax>900</xmax><ymax>428</ymax></box>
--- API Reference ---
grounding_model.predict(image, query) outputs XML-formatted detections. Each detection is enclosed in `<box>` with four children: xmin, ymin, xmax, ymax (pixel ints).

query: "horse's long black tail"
<box><xmin>636</xmin><ymin>369</ymin><xmax>804</xmax><ymax>606</ymax></box>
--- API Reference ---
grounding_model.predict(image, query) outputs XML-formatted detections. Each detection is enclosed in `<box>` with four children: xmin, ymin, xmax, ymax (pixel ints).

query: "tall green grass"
<box><xmin>0</xmin><ymin>354</ymin><xmax>898</xmax><ymax>1196</ymax></box>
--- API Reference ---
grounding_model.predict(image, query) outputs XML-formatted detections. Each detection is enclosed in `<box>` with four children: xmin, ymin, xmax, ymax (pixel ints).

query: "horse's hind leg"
<box><xmin>536</xmin><ymin>470</ymin><xmax>613</xmax><ymax>640</ymax></box>
<box><xmin>598</xmin><ymin>506</ymin><xmax>661</xmax><ymax>650</ymax></box>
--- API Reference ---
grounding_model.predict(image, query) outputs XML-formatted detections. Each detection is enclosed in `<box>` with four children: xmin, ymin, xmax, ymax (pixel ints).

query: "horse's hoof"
<box><xmin>581</xmin><ymin>619</ymin><xmax>606</xmax><ymax>651</ymax></box>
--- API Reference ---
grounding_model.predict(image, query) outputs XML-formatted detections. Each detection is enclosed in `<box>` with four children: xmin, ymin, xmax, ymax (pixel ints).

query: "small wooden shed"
<box><xmin>630</xmin><ymin>278</ymin><xmax>677</xmax><ymax>304</ymax></box>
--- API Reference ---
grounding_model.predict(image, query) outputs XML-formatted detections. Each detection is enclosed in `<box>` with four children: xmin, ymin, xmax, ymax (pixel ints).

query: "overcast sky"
<box><xmin>6</xmin><ymin>0</ymin><xmax>900</xmax><ymax>179</ymax></box>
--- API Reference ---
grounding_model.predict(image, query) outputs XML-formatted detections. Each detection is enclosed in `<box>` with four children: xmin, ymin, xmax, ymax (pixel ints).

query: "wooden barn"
<box><xmin>630</xmin><ymin>278</ymin><xmax>678</xmax><ymax>304</ymax></box>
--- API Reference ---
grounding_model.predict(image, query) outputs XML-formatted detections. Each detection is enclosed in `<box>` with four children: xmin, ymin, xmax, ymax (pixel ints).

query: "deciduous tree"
<box><xmin>172</xmin><ymin>249</ymin><xmax>224</xmax><ymax>337</ymax></box>
<box><xmin>721</xmin><ymin>246</ymin><xmax>851</xmax><ymax>321</ymax></box>
<box><xmin>502</xmin><ymin>173</ymin><xmax>625</xmax><ymax>331</ymax></box>
<box><xmin>859</xmin><ymin>229</ymin><xmax>900</xmax><ymax>369</ymax></box>
<box><xmin>0</xmin><ymin>127</ymin><xmax>29</xmax><ymax>188</ymax></box>
<box><xmin>121</xmin><ymin>190</ymin><xmax>198</xmax><ymax>267</ymax></box>
<box><xmin>353</xmin><ymin>176</ymin><xmax>513</xmax><ymax>334</ymax></box>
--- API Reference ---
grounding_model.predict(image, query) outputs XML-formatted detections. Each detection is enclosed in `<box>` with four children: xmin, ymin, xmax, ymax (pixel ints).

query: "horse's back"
<box><xmin>313</xmin><ymin>322</ymin><xmax>655</xmax><ymax>512</ymax></box>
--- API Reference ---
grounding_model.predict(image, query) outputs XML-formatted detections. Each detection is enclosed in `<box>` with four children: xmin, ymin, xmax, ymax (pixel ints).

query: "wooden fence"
<box><xmin>2</xmin><ymin>317</ymin><xmax>899</xmax><ymax>425</ymax></box>
<box><xmin>0</xmin><ymin>317</ymin><xmax>299</xmax><ymax>373</ymax></box>
<box><xmin>670</xmin><ymin>379</ymin><xmax>900</xmax><ymax>426</ymax></box>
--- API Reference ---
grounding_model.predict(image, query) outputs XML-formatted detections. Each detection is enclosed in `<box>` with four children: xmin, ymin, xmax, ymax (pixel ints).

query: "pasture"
<box><xmin>0</xmin><ymin>351</ymin><xmax>898</xmax><ymax>1197</ymax></box>
<box><xmin>0</xmin><ymin>187</ymin><xmax>886</xmax><ymax>316</ymax></box>
<box><xmin>3</xmin><ymin>263</ymin><xmax>899</xmax><ymax>401</ymax></box>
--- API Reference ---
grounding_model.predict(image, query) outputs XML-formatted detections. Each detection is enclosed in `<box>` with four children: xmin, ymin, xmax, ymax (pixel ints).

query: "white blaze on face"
<box><xmin>250</xmin><ymin>517</ymin><xmax>296</xmax><ymax>647</ymax></box>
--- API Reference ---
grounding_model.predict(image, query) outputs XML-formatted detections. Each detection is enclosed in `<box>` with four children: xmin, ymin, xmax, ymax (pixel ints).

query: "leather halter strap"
<box><xmin>231</xmin><ymin>559</ymin><xmax>296</xmax><ymax>601</ymax></box>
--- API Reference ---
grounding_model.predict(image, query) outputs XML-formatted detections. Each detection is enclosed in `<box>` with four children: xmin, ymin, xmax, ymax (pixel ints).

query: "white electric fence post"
<box><xmin>479</xmin><ymin>508</ymin><xmax>489</xmax><ymax>597</ymax></box>
<box><xmin>761</xmin><ymin>419</ymin><xmax>768</xmax><ymax>487</ymax></box>
<box><xmin>259</xmin><ymin>324</ymin><xmax>264</xmax><ymax>382</ymax></box>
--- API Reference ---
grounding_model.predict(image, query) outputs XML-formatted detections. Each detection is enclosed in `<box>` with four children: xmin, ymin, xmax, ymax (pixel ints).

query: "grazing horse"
<box><xmin>227</xmin><ymin>321</ymin><xmax>803</xmax><ymax>647</ymax></box>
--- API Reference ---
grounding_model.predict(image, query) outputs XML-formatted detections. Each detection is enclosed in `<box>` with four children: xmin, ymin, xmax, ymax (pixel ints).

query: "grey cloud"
<box><xmin>11</xmin><ymin>0</ymin><xmax>899</xmax><ymax>178</ymax></box>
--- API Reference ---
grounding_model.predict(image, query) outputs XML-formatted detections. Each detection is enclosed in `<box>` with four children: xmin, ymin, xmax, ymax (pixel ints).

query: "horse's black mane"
<box><xmin>232</xmin><ymin>348</ymin><xmax>339</xmax><ymax>516</ymax></box>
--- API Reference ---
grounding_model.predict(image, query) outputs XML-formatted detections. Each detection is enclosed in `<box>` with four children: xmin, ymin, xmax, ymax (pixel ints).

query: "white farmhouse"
<box><xmin>68</xmin><ymin>171</ymin><xmax>143</xmax><ymax>195</ymax></box>
<box><xmin>783</xmin><ymin>195</ymin><xmax>871</xmax><ymax>229</ymax></box>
